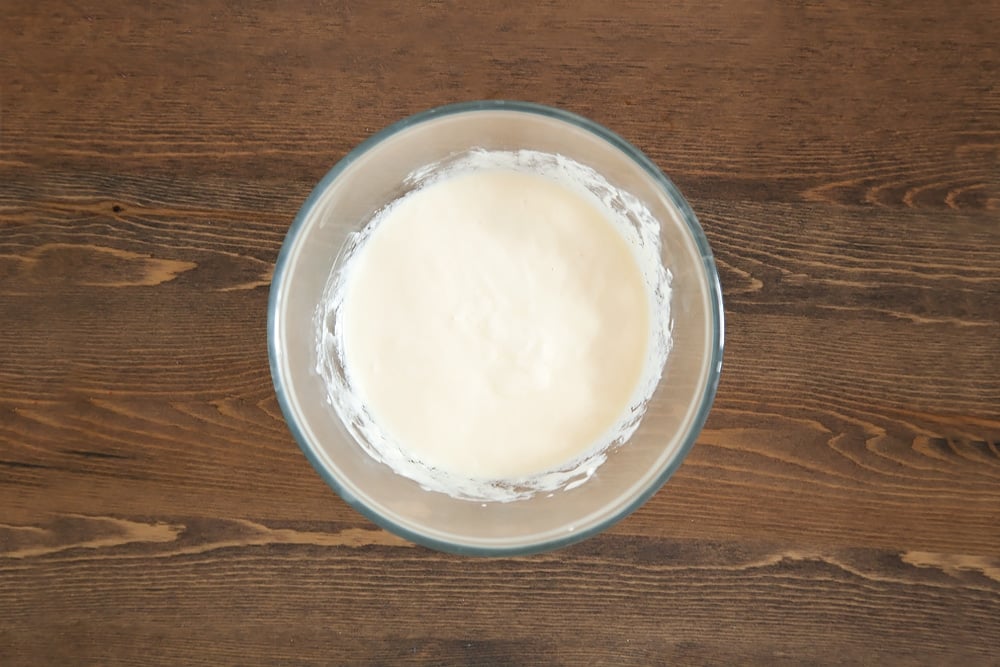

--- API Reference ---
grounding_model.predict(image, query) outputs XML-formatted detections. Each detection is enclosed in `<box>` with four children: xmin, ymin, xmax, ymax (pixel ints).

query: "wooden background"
<box><xmin>2</xmin><ymin>0</ymin><xmax>998</xmax><ymax>664</ymax></box>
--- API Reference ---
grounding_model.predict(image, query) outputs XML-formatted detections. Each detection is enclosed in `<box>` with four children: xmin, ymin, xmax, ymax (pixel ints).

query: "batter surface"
<box><xmin>338</xmin><ymin>168</ymin><xmax>651</xmax><ymax>480</ymax></box>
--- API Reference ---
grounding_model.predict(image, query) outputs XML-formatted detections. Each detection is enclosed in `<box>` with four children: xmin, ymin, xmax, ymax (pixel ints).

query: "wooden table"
<box><xmin>3</xmin><ymin>1</ymin><xmax>998</xmax><ymax>664</ymax></box>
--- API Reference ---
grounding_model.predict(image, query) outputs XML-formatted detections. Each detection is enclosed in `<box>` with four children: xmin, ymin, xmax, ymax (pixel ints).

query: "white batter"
<box><xmin>317</xmin><ymin>149</ymin><xmax>672</xmax><ymax>501</ymax></box>
<box><xmin>338</xmin><ymin>168</ymin><xmax>651</xmax><ymax>480</ymax></box>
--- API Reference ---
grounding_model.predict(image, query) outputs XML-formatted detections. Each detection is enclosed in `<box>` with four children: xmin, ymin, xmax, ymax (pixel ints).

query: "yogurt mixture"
<box><xmin>317</xmin><ymin>150</ymin><xmax>672</xmax><ymax>501</ymax></box>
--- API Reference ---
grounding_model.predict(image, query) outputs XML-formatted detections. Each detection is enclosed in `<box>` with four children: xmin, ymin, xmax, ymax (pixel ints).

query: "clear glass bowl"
<box><xmin>268</xmin><ymin>101</ymin><xmax>724</xmax><ymax>555</ymax></box>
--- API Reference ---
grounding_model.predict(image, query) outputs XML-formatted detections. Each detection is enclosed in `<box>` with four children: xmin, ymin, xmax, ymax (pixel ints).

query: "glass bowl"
<box><xmin>268</xmin><ymin>101</ymin><xmax>724</xmax><ymax>555</ymax></box>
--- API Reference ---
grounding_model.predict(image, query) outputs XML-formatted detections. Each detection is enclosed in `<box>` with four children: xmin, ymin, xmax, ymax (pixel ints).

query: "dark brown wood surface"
<box><xmin>2</xmin><ymin>1</ymin><xmax>999</xmax><ymax>664</ymax></box>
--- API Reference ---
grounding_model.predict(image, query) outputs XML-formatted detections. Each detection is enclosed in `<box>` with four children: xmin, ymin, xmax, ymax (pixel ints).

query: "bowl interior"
<box><xmin>269</xmin><ymin>102</ymin><xmax>723</xmax><ymax>555</ymax></box>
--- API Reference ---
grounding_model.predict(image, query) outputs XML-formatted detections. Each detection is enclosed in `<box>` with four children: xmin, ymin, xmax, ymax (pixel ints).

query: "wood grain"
<box><xmin>2</xmin><ymin>0</ymin><xmax>999</xmax><ymax>664</ymax></box>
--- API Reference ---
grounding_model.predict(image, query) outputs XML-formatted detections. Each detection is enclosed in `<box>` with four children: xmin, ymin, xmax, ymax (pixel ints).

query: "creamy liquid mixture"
<box><xmin>338</xmin><ymin>168</ymin><xmax>650</xmax><ymax>479</ymax></box>
<box><xmin>319</xmin><ymin>150</ymin><xmax>671</xmax><ymax>500</ymax></box>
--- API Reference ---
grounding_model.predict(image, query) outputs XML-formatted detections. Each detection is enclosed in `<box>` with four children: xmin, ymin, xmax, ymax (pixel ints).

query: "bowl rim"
<box><xmin>268</xmin><ymin>100</ymin><xmax>725</xmax><ymax>556</ymax></box>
